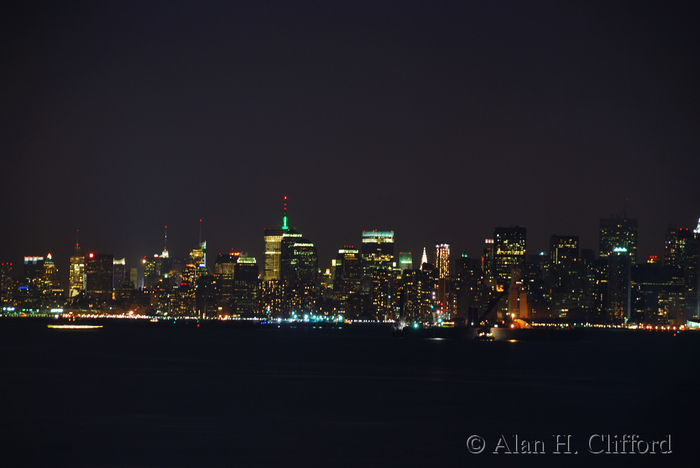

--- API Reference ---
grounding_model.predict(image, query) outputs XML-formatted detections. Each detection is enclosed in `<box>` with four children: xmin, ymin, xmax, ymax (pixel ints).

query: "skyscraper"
<box><xmin>0</xmin><ymin>262</ymin><xmax>13</xmax><ymax>305</ymax></box>
<box><xmin>263</xmin><ymin>228</ymin><xmax>284</xmax><ymax>281</ymax></box>
<box><xmin>262</xmin><ymin>198</ymin><xmax>318</xmax><ymax>316</ymax></box>
<box><xmin>492</xmin><ymin>227</ymin><xmax>526</xmax><ymax>286</ymax></box>
<box><xmin>361</xmin><ymin>230</ymin><xmax>396</xmax><ymax>319</ymax></box>
<box><xmin>607</xmin><ymin>246</ymin><xmax>631</xmax><ymax>322</ymax></box>
<box><xmin>281</xmin><ymin>235</ymin><xmax>319</xmax><ymax>314</ymax></box>
<box><xmin>549</xmin><ymin>235</ymin><xmax>579</xmax><ymax>266</ymax></box>
<box><xmin>435</xmin><ymin>244</ymin><xmax>450</xmax><ymax>279</ymax></box>
<box><xmin>435</xmin><ymin>243</ymin><xmax>451</xmax><ymax>318</ymax></box>
<box><xmin>68</xmin><ymin>230</ymin><xmax>84</xmax><ymax>298</ymax></box>
<box><xmin>599</xmin><ymin>217</ymin><xmax>638</xmax><ymax>265</ymax></box>
<box><xmin>263</xmin><ymin>197</ymin><xmax>291</xmax><ymax>282</ymax></box>
<box><xmin>112</xmin><ymin>258</ymin><xmax>126</xmax><ymax>291</ymax></box>
<box><xmin>548</xmin><ymin>235</ymin><xmax>582</xmax><ymax>320</ymax></box>
<box><xmin>399</xmin><ymin>252</ymin><xmax>413</xmax><ymax>272</ymax></box>
<box><xmin>85</xmin><ymin>253</ymin><xmax>114</xmax><ymax>300</ymax></box>
<box><xmin>232</xmin><ymin>256</ymin><xmax>258</xmax><ymax>316</ymax></box>
<box><xmin>361</xmin><ymin>230</ymin><xmax>395</xmax><ymax>271</ymax></box>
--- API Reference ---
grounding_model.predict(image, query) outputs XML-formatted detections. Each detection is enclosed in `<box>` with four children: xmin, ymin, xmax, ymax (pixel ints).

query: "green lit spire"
<box><xmin>283</xmin><ymin>196</ymin><xmax>288</xmax><ymax>230</ymax></box>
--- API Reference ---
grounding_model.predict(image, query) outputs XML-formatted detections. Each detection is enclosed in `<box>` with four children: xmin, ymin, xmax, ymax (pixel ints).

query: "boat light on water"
<box><xmin>47</xmin><ymin>324</ymin><xmax>103</xmax><ymax>330</ymax></box>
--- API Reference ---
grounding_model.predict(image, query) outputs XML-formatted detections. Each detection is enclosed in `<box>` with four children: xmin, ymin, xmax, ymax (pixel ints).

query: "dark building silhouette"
<box><xmin>232</xmin><ymin>257</ymin><xmax>258</xmax><ymax>316</ymax></box>
<box><xmin>281</xmin><ymin>232</ymin><xmax>319</xmax><ymax>315</ymax></box>
<box><xmin>332</xmin><ymin>247</ymin><xmax>362</xmax><ymax>317</ymax></box>
<box><xmin>85</xmin><ymin>253</ymin><xmax>114</xmax><ymax>301</ymax></box>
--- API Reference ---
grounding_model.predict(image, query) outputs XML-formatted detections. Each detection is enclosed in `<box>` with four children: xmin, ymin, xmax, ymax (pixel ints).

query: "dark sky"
<box><xmin>2</xmin><ymin>0</ymin><xmax>699</xmax><ymax>280</ymax></box>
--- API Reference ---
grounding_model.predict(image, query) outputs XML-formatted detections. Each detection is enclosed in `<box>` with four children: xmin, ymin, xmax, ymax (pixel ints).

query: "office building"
<box><xmin>492</xmin><ymin>226</ymin><xmax>526</xmax><ymax>285</ymax></box>
<box><xmin>85</xmin><ymin>253</ymin><xmax>114</xmax><ymax>300</ymax></box>
<box><xmin>599</xmin><ymin>217</ymin><xmax>638</xmax><ymax>265</ymax></box>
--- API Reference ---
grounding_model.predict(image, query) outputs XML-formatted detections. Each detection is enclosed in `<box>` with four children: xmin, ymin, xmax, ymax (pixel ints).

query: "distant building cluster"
<box><xmin>2</xmin><ymin>213</ymin><xmax>699</xmax><ymax>326</ymax></box>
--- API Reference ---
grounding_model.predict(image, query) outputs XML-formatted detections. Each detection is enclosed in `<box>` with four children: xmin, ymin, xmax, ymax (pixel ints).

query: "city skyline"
<box><xmin>2</xmin><ymin>2</ymin><xmax>699</xmax><ymax>287</ymax></box>
<box><xmin>3</xmin><ymin>208</ymin><xmax>700</xmax><ymax>282</ymax></box>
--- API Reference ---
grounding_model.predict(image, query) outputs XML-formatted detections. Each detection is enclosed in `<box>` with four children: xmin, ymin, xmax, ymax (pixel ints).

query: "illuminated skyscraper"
<box><xmin>435</xmin><ymin>244</ymin><xmax>451</xmax><ymax>318</ymax></box>
<box><xmin>607</xmin><ymin>246</ymin><xmax>631</xmax><ymax>322</ymax></box>
<box><xmin>492</xmin><ymin>227</ymin><xmax>526</xmax><ymax>285</ymax></box>
<box><xmin>214</xmin><ymin>252</ymin><xmax>239</xmax><ymax>306</ymax></box>
<box><xmin>263</xmin><ymin>228</ymin><xmax>284</xmax><ymax>281</ymax></box>
<box><xmin>361</xmin><ymin>230</ymin><xmax>396</xmax><ymax>320</ymax></box>
<box><xmin>281</xmin><ymin>235</ymin><xmax>318</xmax><ymax>313</ymax></box>
<box><xmin>664</xmin><ymin>224</ymin><xmax>679</xmax><ymax>269</ymax></box>
<box><xmin>399</xmin><ymin>252</ymin><xmax>413</xmax><ymax>272</ymax></box>
<box><xmin>41</xmin><ymin>253</ymin><xmax>61</xmax><ymax>296</ymax></box>
<box><xmin>69</xmin><ymin>232</ymin><xmax>85</xmax><ymax>297</ymax></box>
<box><xmin>263</xmin><ymin>197</ymin><xmax>290</xmax><ymax>282</ymax></box>
<box><xmin>361</xmin><ymin>230</ymin><xmax>395</xmax><ymax>272</ymax></box>
<box><xmin>599</xmin><ymin>217</ymin><xmax>638</xmax><ymax>265</ymax></box>
<box><xmin>112</xmin><ymin>258</ymin><xmax>126</xmax><ymax>291</ymax></box>
<box><xmin>23</xmin><ymin>256</ymin><xmax>44</xmax><ymax>284</ymax></box>
<box><xmin>435</xmin><ymin>244</ymin><xmax>450</xmax><ymax>279</ymax></box>
<box><xmin>262</xmin><ymin>198</ymin><xmax>319</xmax><ymax>316</ymax></box>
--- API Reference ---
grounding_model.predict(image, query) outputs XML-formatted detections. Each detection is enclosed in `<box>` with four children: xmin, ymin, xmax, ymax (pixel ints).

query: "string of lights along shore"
<box><xmin>1</xmin><ymin>197</ymin><xmax>699</xmax><ymax>328</ymax></box>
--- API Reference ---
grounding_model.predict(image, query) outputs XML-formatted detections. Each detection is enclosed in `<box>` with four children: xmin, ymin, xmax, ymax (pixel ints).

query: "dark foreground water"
<box><xmin>1</xmin><ymin>319</ymin><xmax>698</xmax><ymax>468</ymax></box>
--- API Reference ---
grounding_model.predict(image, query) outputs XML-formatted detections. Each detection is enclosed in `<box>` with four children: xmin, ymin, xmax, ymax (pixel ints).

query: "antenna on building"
<box><xmin>421</xmin><ymin>247</ymin><xmax>428</xmax><ymax>266</ymax></box>
<box><xmin>621</xmin><ymin>198</ymin><xmax>629</xmax><ymax>219</ymax></box>
<box><xmin>163</xmin><ymin>225</ymin><xmax>168</xmax><ymax>256</ymax></box>
<box><xmin>199</xmin><ymin>219</ymin><xmax>203</xmax><ymax>246</ymax></box>
<box><xmin>283</xmin><ymin>196</ymin><xmax>288</xmax><ymax>230</ymax></box>
<box><xmin>75</xmin><ymin>229</ymin><xmax>80</xmax><ymax>254</ymax></box>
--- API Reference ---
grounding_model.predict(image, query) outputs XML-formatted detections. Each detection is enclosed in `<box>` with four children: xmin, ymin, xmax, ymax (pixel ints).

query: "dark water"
<box><xmin>1</xmin><ymin>319</ymin><xmax>698</xmax><ymax>467</ymax></box>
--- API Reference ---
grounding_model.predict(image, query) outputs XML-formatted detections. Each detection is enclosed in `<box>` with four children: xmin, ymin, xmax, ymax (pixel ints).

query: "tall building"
<box><xmin>281</xmin><ymin>235</ymin><xmax>319</xmax><ymax>314</ymax></box>
<box><xmin>482</xmin><ymin>239</ymin><xmax>494</xmax><ymax>285</ymax></box>
<box><xmin>664</xmin><ymin>223</ymin><xmax>679</xmax><ymax>268</ymax></box>
<box><xmin>420</xmin><ymin>247</ymin><xmax>428</xmax><ymax>268</ymax></box>
<box><xmin>549</xmin><ymin>235</ymin><xmax>579</xmax><ymax>266</ymax></box>
<box><xmin>599</xmin><ymin>217</ymin><xmax>638</xmax><ymax>265</ymax></box>
<box><xmin>41</xmin><ymin>253</ymin><xmax>61</xmax><ymax>297</ymax></box>
<box><xmin>399</xmin><ymin>252</ymin><xmax>413</xmax><ymax>272</ymax></box>
<box><xmin>361</xmin><ymin>230</ymin><xmax>396</xmax><ymax>320</ymax></box>
<box><xmin>232</xmin><ymin>256</ymin><xmax>259</xmax><ymax>316</ymax></box>
<box><xmin>547</xmin><ymin>235</ymin><xmax>583</xmax><ymax>320</ymax></box>
<box><xmin>435</xmin><ymin>243</ymin><xmax>451</xmax><ymax>318</ymax></box>
<box><xmin>262</xmin><ymin>198</ymin><xmax>318</xmax><ymax>316</ymax></box>
<box><xmin>112</xmin><ymin>258</ymin><xmax>126</xmax><ymax>291</ymax></box>
<box><xmin>263</xmin><ymin>197</ymin><xmax>291</xmax><ymax>282</ymax></box>
<box><xmin>492</xmin><ymin>227</ymin><xmax>527</xmax><ymax>285</ymax></box>
<box><xmin>607</xmin><ymin>247</ymin><xmax>631</xmax><ymax>322</ymax></box>
<box><xmin>182</xmin><ymin>241</ymin><xmax>207</xmax><ymax>286</ymax></box>
<box><xmin>263</xmin><ymin>228</ymin><xmax>284</xmax><ymax>281</ymax></box>
<box><xmin>435</xmin><ymin>244</ymin><xmax>450</xmax><ymax>279</ymax></box>
<box><xmin>23</xmin><ymin>256</ymin><xmax>45</xmax><ymax>284</ymax></box>
<box><xmin>0</xmin><ymin>262</ymin><xmax>13</xmax><ymax>305</ymax></box>
<box><xmin>333</xmin><ymin>247</ymin><xmax>362</xmax><ymax>316</ymax></box>
<box><xmin>361</xmin><ymin>230</ymin><xmax>395</xmax><ymax>272</ymax></box>
<box><xmin>214</xmin><ymin>252</ymin><xmax>239</xmax><ymax>307</ymax></box>
<box><xmin>69</xmin><ymin>248</ymin><xmax>84</xmax><ymax>298</ymax></box>
<box><xmin>85</xmin><ymin>253</ymin><xmax>114</xmax><ymax>300</ymax></box>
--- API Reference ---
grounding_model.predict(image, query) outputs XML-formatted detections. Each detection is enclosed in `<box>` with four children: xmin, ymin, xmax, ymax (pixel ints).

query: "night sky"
<box><xmin>2</xmin><ymin>1</ymin><xmax>699</xmax><ymax>281</ymax></box>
